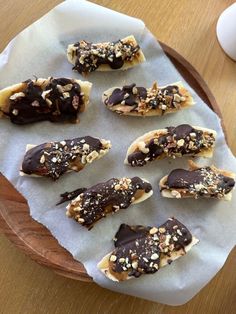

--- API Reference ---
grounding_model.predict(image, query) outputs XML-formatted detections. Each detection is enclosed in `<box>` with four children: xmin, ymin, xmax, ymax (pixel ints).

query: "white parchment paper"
<box><xmin>0</xmin><ymin>0</ymin><xmax>236</xmax><ymax>305</ymax></box>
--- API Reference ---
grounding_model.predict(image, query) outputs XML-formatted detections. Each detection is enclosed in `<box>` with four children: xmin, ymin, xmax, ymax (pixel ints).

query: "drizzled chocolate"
<box><xmin>166</xmin><ymin>167</ymin><xmax>235</xmax><ymax>198</ymax></box>
<box><xmin>108</xmin><ymin>218</ymin><xmax>193</xmax><ymax>279</ymax></box>
<box><xmin>57</xmin><ymin>188</ymin><xmax>88</xmax><ymax>205</ymax></box>
<box><xmin>105</xmin><ymin>83</ymin><xmax>185</xmax><ymax>114</ymax></box>
<box><xmin>127</xmin><ymin>124</ymin><xmax>215</xmax><ymax>167</ymax></box>
<box><xmin>71</xmin><ymin>39</ymin><xmax>140</xmax><ymax>74</ymax></box>
<box><xmin>7</xmin><ymin>78</ymin><xmax>84</xmax><ymax>124</ymax></box>
<box><xmin>21</xmin><ymin>136</ymin><xmax>110</xmax><ymax>180</ymax></box>
<box><xmin>66</xmin><ymin>177</ymin><xmax>152</xmax><ymax>229</ymax></box>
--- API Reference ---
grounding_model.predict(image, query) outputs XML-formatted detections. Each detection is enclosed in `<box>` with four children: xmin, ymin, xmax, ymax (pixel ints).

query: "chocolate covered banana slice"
<box><xmin>160</xmin><ymin>160</ymin><xmax>235</xmax><ymax>200</ymax></box>
<box><xmin>98</xmin><ymin>218</ymin><xmax>199</xmax><ymax>281</ymax></box>
<box><xmin>0</xmin><ymin>77</ymin><xmax>92</xmax><ymax>124</ymax></box>
<box><xmin>66</xmin><ymin>177</ymin><xmax>153</xmax><ymax>229</ymax></box>
<box><xmin>67</xmin><ymin>35</ymin><xmax>145</xmax><ymax>75</ymax></box>
<box><xmin>20</xmin><ymin>136</ymin><xmax>111</xmax><ymax>180</ymax></box>
<box><xmin>125</xmin><ymin>124</ymin><xmax>216</xmax><ymax>167</ymax></box>
<box><xmin>103</xmin><ymin>82</ymin><xmax>194</xmax><ymax>116</ymax></box>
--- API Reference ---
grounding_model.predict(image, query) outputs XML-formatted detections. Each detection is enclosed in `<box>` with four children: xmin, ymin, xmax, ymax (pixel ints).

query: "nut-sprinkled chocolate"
<box><xmin>160</xmin><ymin>162</ymin><xmax>235</xmax><ymax>199</ymax></box>
<box><xmin>107</xmin><ymin>83</ymin><xmax>147</xmax><ymax>108</ymax></box>
<box><xmin>2</xmin><ymin>77</ymin><xmax>92</xmax><ymax>125</ymax></box>
<box><xmin>103</xmin><ymin>81</ymin><xmax>194</xmax><ymax>116</ymax></box>
<box><xmin>105</xmin><ymin>83</ymin><xmax>187</xmax><ymax>114</ymax></box>
<box><xmin>66</xmin><ymin>177</ymin><xmax>153</xmax><ymax>229</ymax></box>
<box><xmin>126</xmin><ymin>124</ymin><xmax>216</xmax><ymax>167</ymax></box>
<box><xmin>98</xmin><ymin>218</ymin><xmax>199</xmax><ymax>281</ymax></box>
<box><xmin>67</xmin><ymin>36</ymin><xmax>143</xmax><ymax>75</ymax></box>
<box><xmin>21</xmin><ymin>136</ymin><xmax>111</xmax><ymax>180</ymax></box>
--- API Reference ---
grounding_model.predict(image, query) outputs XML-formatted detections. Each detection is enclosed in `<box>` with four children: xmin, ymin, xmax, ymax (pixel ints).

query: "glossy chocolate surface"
<box><xmin>110</xmin><ymin>218</ymin><xmax>192</xmax><ymax>278</ymax></box>
<box><xmin>166</xmin><ymin>167</ymin><xmax>235</xmax><ymax>196</ymax></box>
<box><xmin>8</xmin><ymin>78</ymin><xmax>84</xmax><ymax>124</ymax></box>
<box><xmin>105</xmin><ymin>83</ymin><xmax>185</xmax><ymax>114</ymax></box>
<box><xmin>72</xmin><ymin>40</ymin><xmax>140</xmax><ymax>74</ymax></box>
<box><xmin>128</xmin><ymin>124</ymin><xmax>215</xmax><ymax>166</ymax></box>
<box><xmin>22</xmin><ymin>136</ymin><xmax>104</xmax><ymax>180</ymax></box>
<box><xmin>67</xmin><ymin>177</ymin><xmax>152</xmax><ymax>229</ymax></box>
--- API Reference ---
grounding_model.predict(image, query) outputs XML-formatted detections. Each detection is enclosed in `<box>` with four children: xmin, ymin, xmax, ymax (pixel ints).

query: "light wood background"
<box><xmin>0</xmin><ymin>0</ymin><xmax>236</xmax><ymax>313</ymax></box>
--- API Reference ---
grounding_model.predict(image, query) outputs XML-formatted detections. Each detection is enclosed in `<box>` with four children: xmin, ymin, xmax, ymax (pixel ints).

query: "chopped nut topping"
<box><xmin>86</xmin><ymin>150</ymin><xmax>99</xmax><ymax>163</ymax></box>
<box><xmin>106</xmin><ymin>83</ymin><xmax>188</xmax><ymax>114</ymax></box>
<box><xmin>151</xmin><ymin>253</ymin><xmax>159</xmax><ymax>260</ymax></box>
<box><xmin>149</xmin><ymin>227</ymin><xmax>158</xmax><ymax>235</ymax></box>
<box><xmin>127</xmin><ymin>124</ymin><xmax>216</xmax><ymax>167</ymax></box>
<box><xmin>63</xmin><ymin>92</ymin><xmax>70</xmax><ymax>98</ymax></box>
<box><xmin>66</xmin><ymin>177</ymin><xmax>152</xmax><ymax>229</ymax></box>
<box><xmin>177</xmin><ymin>229</ymin><xmax>183</xmax><ymax>236</ymax></box>
<box><xmin>72</xmin><ymin>38</ymin><xmax>141</xmax><ymax>74</ymax></box>
<box><xmin>83</xmin><ymin>143</ymin><xmax>90</xmax><ymax>151</ymax></box>
<box><xmin>8</xmin><ymin>78</ymin><xmax>86</xmax><ymax>125</ymax></box>
<box><xmin>22</xmin><ymin>136</ymin><xmax>111</xmax><ymax>180</ymax></box>
<box><xmin>165</xmin><ymin>164</ymin><xmax>235</xmax><ymax>199</ymax></box>
<box><xmin>177</xmin><ymin>139</ymin><xmax>185</xmax><ymax>147</ymax></box>
<box><xmin>40</xmin><ymin>155</ymin><xmax>45</xmax><ymax>164</ymax></box>
<box><xmin>132</xmin><ymin>261</ymin><xmax>138</xmax><ymax>269</ymax></box>
<box><xmin>110</xmin><ymin>255</ymin><xmax>117</xmax><ymax>262</ymax></box>
<box><xmin>10</xmin><ymin>92</ymin><xmax>25</xmax><ymax>100</ymax></box>
<box><xmin>12</xmin><ymin>109</ymin><xmax>19</xmax><ymax>116</ymax></box>
<box><xmin>107</xmin><ymin>218</ymin><xmax>193</xmax><ymax>279</ymax></box>
<box><xmin>31</xmin><ymin>100</ymin><xmax>40</xmax><ymax>107</ymax></box>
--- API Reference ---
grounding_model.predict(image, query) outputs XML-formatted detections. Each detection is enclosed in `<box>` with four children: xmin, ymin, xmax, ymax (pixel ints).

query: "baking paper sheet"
<box><xmin>0</xmin><ymin>0</ymin><xmax>236</xmax><ymax>305</ymax></box>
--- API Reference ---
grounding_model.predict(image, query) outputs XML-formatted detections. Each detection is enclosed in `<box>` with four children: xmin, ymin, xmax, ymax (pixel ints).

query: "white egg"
<box><xmin>216</xmin><ymin>3</ymin><xmax>236</xmax><ymax>61</ymax></box>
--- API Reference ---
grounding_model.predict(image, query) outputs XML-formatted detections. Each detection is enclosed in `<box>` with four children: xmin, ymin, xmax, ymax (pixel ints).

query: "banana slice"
<box><xmin>160</xmin><ymin>160</ymin><xmax>235</xmax><ymax>201</ymax></box>
<box><xmin>0</xmin><ymin>77</ymin><xmax>92</xmax><ymax>124</ymax></box>
<box><xmin>20</xmin><ymin>136</ymin><xmax>111</xmax><ymax>180</ymax></box>
<box><xmin>66</xmin><ymin>177</ymin><xmax>153</xmax><ymax>229</ymax></box>
<box><xmin>98</xmin><ymin>218</ymin><xmax>199</xmax><ymax>281</ymax></box>
<box><xmin>67</xmin><ymin>35</ymin><xmax>145</xmax><ymax>75</ymax></box>
<box><xmin>125</xmin><ymin>124</ymin><xmax>217</xmax><ymax>167</ymax></box>
<box><xmin>102</xmin><ymin>81</ymin><xmax>194</xmax><ymax>116</ymax></box>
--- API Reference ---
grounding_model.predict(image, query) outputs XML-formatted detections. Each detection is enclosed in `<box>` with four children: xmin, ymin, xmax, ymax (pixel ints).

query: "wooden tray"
<box><xmin>0</xmin><ymin>42</ymin><xmax>226</xmax><ymax>282</ymax></box>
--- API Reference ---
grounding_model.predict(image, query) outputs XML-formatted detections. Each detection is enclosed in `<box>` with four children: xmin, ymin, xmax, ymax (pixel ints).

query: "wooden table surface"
<box><xmin>0</xmin><ymin>0</ymin><xmax>236</xmax><ymax>313</ymax></box>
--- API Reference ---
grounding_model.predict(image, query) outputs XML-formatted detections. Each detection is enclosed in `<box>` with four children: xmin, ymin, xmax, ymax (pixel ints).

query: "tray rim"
<box><xmin>0</xmin><ymin>41</ymin><xmax>227</xmax><ymax>282</ymax></box>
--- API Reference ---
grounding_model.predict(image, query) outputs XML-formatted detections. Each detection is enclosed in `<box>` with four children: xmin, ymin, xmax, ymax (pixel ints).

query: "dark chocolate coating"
<box><xmin>114</xmin><ymin>224</ymin><xmax>150</xmax><ymax>248</ymax></box>
<box><xmin>111</xmin><ymin>218</ymin><xmax>192</xmax><ymax>277</ymax></box>
<box><xmin>56</xmin><ymin>188</ymin><xmax>88</xmax><ymax>205</ymax></box>
<box><xmin>167</xmin><ymin>169</ymin><xmax>204</xmax><ymax>188</ymax></box>
<box><xmin>73</xmin><ymin>40</ymin><xmax>140</xmax><ymax>74</ymax></box>
<box><xmin>22</xmin><ymin>136</ymin><xmax>103</xmax><ymax>180</ymax></box>
<box><xmin>159</xmin><ymin>217</ymin><xmax>192</xmax><ymax>249</ymax></box>
<box><xmin>166</xmin><ymin>167</ymin><xmax>235</xmax><ymax>196</ymax></box>
<box><xmin>128</xmin><ymin>124</ymin><xmax>214</xmax><ymax>167</ymax></box>
<box><xmin>70</xmin><ymin>177</ymin><xmax>152</xmax><ymax>229</ymax></box>
<box><xmin>8</xmin><ymin>78</ymin><xmax>83</xmax><ymax>125</ymax></box>
<box><xmin>167</xmin><ymin>124</ymin><xmax>194</xmax><ymax>140</ymax></box>
<box><xmin>107</xmin><ymin>83</ymin><xmax>147</xmax><ymax>107</ymax></box>
<box><xmin>106</xmin><ymin>84</ymin><xmax>182</xmax><ymax>113</ymax></box>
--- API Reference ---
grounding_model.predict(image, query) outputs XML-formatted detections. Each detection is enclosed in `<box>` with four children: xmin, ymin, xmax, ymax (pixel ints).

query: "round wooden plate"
<box><xmin>0</xmin><ymin>42</ymin><xmax>227</xmax><ymax>282</ymax></box>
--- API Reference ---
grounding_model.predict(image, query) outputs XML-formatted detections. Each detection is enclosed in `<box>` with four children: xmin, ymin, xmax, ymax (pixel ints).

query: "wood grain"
<box><xmin>0</xmin><ymin>0</ymin><xmax>236</xmax><ymax>313</ymax></box>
